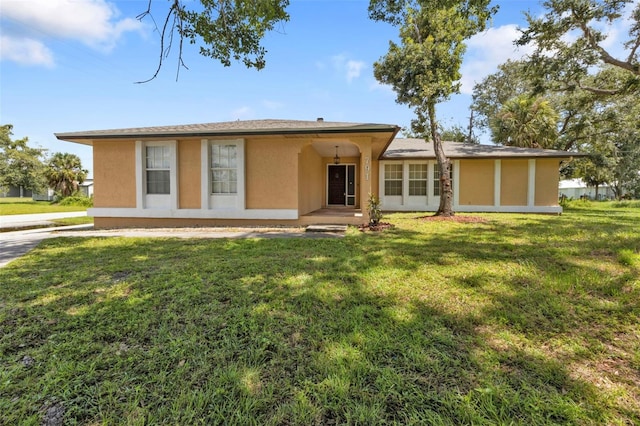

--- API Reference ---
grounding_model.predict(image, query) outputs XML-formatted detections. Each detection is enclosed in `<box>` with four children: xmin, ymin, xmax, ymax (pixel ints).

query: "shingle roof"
<box><xmin>381</xmin><ymin>138</ymin><xmax>582</xmax><ymax>159</ymax></box>
<box><xmin>55</xmin><ymin>119</ymin><xmax>399</xmax><ymax>143</ymax></box>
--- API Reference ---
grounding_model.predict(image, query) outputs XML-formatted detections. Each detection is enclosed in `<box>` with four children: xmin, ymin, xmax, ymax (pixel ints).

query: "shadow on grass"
<box><xmin>0</xmin><ymin>211</ymin><xmax>638</xmax><ymax>424</ymax></box>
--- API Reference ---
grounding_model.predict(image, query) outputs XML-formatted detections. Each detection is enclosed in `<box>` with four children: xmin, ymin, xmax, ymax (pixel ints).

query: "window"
<box><xmin>408</xmin><ymin>164</ymin><xmax>427</xmax><ymax>196</ymax></box>
<box><xmin>211</xmin><ymin>144</ymin><xmax>237</xmax><ymax>194</ymax></box>
<box><xmin>384</xmin><ymin>164</ymin><xmax>403</xmax><ymax>196</ymax></box>
<box><xmin>146</xmin><ymin>146</ymin><xmax>170</xmax><ymax>194</ymax></box>
<box><xmin>433</xmin><ymin>163</ymin><xmax>453</xmax><ymax>197</ymax></box>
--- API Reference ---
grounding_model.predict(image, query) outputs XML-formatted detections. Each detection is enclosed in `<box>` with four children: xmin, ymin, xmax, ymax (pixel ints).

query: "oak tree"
<box><xmin>136</xmin><ymin>0</ymin><xmax>290</xmax><ymax>82</ymax></box>
<box><xmin>517</xmin><ymin>0</ymin><xmax>640</xmax><ymax>96</ymax></box>
<box><xmin>372</xmin><ymin>0</ymin><xmax>496</xmax><ymax>216</ymax></box>
<box><xmin>0</xmin><ymin>124</ymin><xmax>47</xmax><ymax>195</ymax></box>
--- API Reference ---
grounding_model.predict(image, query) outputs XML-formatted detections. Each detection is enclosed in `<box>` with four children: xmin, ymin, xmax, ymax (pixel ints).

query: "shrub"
<box><xmin>57</xmin><ymin>195</ymin><xmax>93</xmax><ymax>207</ymax></box>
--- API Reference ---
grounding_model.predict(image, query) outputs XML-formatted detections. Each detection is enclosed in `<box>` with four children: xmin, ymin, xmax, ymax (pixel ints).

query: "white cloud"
<box><xmin>0</xmin><ymin>35</ymin><xmax>54</xmax><ymax>67</ymax></box>
<box><xmin>368</xmin><ymin>79</ymin><xmax>394</xmax><ymax>95</ymax></box>
<box><xmin>458</xmin><ymin>0</ymin><xmax>639</xmax><ymax>93</ymax></box>
<box><xmin>262</xmin><ymin>100</ymin><xmax>284</xmax><ymax>110</ymax></box>
<box><xmin>459</xmin><ymin>24</ymin><xmax>535</xmax><ymax>94</ymax></box>
<box><xmin>331</xmin><ymin>54</ymin><xmax>367</xmax><ymax>82</ymax></box>
<box><xmin>0</xmin><ymin>0</ymin><xmax>143</xmax><ymax>66</ymax></box>
<box><xmin>594</xmin><ymin>0</ymin><xmax>639</xmax><ymax>56</ymax></box>
<box><xmin>345</xmin><ymin>60</ymin><xmax>366</xmax><ymax>82</ymax></box>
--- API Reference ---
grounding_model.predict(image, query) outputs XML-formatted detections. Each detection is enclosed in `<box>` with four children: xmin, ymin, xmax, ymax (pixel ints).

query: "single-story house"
<box><xmin>559</xmin><ymin>178</ymin><xmax>614</xmax><ymax>200</ymax></box>
<box><xmin>55</xmin><ymin>119</ymin><xmax>578</xmax><ymax>228</ymax></box>
<box><xmin>1</xmin><ymin>185</ymin><xmax>33</xmax><ymax>198</ymax></box>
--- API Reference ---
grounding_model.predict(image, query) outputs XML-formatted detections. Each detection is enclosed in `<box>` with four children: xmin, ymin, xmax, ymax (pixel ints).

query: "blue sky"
<box><xmin>1</xmin><ymin>0</ymin><xmax>549</xmax><ymax>177</ymax></box>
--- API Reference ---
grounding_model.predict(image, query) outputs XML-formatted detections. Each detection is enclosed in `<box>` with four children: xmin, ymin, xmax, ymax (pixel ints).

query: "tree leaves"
<box><xmin>517</xmin><ymin>0</ymin><xmax>640</xmax><ymax>96</ymax></box>
<box><xmin>0</xmin><ymin>124</ymin><xmax>47</xmax><ymax>194</ymax></box>
<box><xmin>137</xmin><ymin>0</ymin><xmax>289</xmax><ymax>82</ymax></box>
<box><xmin>44</xmin><ymin>152</ymin><xmax>88</xmax><ymax>198</ymax></box>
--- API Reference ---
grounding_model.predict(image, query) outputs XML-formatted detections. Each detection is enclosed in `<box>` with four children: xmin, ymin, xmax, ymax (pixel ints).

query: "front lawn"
<box><xmin>1</xmin><ymin>206</ymin><xmax>638</xmax><ymax>424</ymax></box>
<box><xmin>0</xmin><ymin>198</ymin><xmax>88</xmax><ymax>215</ymax></box>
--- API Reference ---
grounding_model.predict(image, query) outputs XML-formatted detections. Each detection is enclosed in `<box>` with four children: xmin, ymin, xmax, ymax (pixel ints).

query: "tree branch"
<box><xmin>135</xmin><ymin>0</ymin><xmax>188</xmax><ymax>84</ymax></box>
<box><xmin>575</xmin><ymin>10</ymin><xmax>640</xmax><ymax>76</ymax></box>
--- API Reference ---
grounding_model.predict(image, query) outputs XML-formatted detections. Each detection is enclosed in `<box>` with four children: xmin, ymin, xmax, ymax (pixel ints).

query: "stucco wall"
<box><xmin>93</xmin><ymin>141</ymin><xmax>136</xmax><ymax>208</ymax></box>
<box><xmin>535</xmin><ymin>159</ymin><xmax>560</xmax><ymax>206</ymax></box>
<box><xmin>370</xmin><ymin>159</ymin><xmax>379</xmax><ymax>200</ymax></box>
<box><xmin>458</xmin><ymin>159</ymin><xmax>494</xmax><ymax>206</ymax></box>
<box><xmin>501</xmin><ymin>159</ymin><xmax>528</xmax><ymax>206</ymax></box>
<box><xmin>298</xmin><ymin>144</ymin><xmax>323</xmax><ymax>215</ymax></box>
<box><xmin>178</xmin><ymin>139</ymin><xmax>201</xmax><ymax>209</ymax></box>
<box><xmin>245</xmin><ymin>137</ymin><xmax>299</xmax><ymax>209</ymax></box>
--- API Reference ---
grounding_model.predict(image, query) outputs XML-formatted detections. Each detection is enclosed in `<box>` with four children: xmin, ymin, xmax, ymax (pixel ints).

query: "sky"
<box><xmin>0</xmin><ymin>0</ymin><xmax>563</xmax><ymax>177</ymax></box>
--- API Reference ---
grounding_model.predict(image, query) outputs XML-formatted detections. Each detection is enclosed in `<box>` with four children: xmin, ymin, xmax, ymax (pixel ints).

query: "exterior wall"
<box><xmin>501</xmin><ymin>159</ymin><xmax>528</xmax><ymax>206</ymax></box>
<box><xmin>298</xmin><ymin>144</ymin><xmax>323</xmax><ymax>215</ymax></box>
<box><xmin>458</xmin><ymin>159</ymin><xmax>494</xmax><ymax>206</ymax></box>
<box><xmin>535</xmin><ymin>159</ymin><xmax>560</xmax><ymax>206</ymax></box>
<box><xmin>245</xmin><ymin>137</ymin><xmax>299</xmax><ymax>209</ymax></box>
<box><xmin>178</xmin><ymin>139</ymin><xmax>201</xmax><ymax>209</ymax></box>
<box><xmin>93</xmin><ymin>141</ymin><xmax>136</xmax><ymax>208</ymax></box>
<box><xmin>378</xmin><ymin>158</ymin><xmax>562</xmax><ymax>214</ymax></box>
<box><xmin>0</xmin><ymin>186</ymin><xmax>33</xmax><ymax>198</ymax></box>
<box><xmin>370</xmin><ymin>159</ymin><xmax>380</xmax><ymax>200</ymax></box>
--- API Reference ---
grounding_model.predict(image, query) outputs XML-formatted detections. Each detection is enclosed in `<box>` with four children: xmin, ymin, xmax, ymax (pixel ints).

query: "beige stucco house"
<box><xmin>55</xmin><ymin>119</ymin><xmax>577</xmax><ymax>228</ymax></box>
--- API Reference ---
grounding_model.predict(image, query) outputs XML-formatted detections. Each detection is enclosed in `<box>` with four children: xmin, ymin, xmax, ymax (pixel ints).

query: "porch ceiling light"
<box><xmin>334</xmin><ymin>145</ymin><xmax>340</xmax><ymax>164</ymax></box>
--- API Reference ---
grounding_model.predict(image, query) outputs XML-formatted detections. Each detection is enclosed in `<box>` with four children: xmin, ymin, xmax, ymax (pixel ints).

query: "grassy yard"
<box><xmin>1</xmin><ymin>205</ymin><xmax>638</xmax><ymax>424</ymax></box>
<box><xmin>0</xmin><ymin>198</ymin><xmax>88</xmax><ymax>215</ymax></box>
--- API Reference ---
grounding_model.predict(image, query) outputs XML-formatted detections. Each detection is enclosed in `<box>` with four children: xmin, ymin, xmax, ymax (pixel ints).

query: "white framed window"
<box><xmin>146</xmin><ymin>145</ymin><xmax>170</xmax><ymax>194</ymax></box>
<box><xmin>408</xmin><ymin>163</ymin><xmax>427</xmax><ymax>196</ymax></box>
<box><xmin>384</xmin><ymin>163</ymin><xmax>403</xmax><ymax>196</ymax></box>
<box><xmin>211</xmin><ymin>144</ymin><xmax>238</xmax><ymax>194</ymax></box>
<box><xmin>136</xmin><ymin>140</ymin><xmax>177</xmax><ymax>209</ymax></box>
<box><xmin>433</xmin><ymin>163</ymin><xmax>453</xmax><ymax>197</ymax></box>
<box><xmin>202</xmin><ymin>139</ymin><xmax>245</xmax><ymax>210</ymax></box>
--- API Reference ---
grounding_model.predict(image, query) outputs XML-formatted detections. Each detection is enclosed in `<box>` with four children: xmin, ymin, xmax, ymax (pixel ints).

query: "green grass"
<box><xmin>1</xmin><ymin>207</ymin><xmax>639</xmax><ymax>424</ymax></box>
<box><xmin>49</xmin><ymin>216</ymin><xmax>94</xmax><ymax>227</ymax></box>
<box><xmin>0</xmin><ymin>198</ymin><xmax>88</xmax><ymax>215</ymax></box>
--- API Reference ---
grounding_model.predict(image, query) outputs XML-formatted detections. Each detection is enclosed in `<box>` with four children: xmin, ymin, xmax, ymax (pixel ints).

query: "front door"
<box><xmin>328</xmin><ymin>165</ymin><xmax>346</xmax><ymax>205</ymax></box>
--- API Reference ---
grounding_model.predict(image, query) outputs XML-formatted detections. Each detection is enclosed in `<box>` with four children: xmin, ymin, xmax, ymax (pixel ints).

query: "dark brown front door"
<box><xmin>328</xmin><ymin>165</ymin><xmax>346</xmax><ymax>205</ymax></box>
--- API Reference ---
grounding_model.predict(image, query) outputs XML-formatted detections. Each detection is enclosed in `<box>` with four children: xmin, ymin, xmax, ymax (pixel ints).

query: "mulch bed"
<box><xmin>358</xmin><ymin>222</ymin><xmax>394</xmax><ymax>232</ymax></box>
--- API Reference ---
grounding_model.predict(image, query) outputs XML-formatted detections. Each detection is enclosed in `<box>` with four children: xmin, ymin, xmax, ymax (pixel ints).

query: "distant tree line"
<box><xmin>0</xmin><ymin>124</ymin><xmax>88</xmax><ymax>199</ymax></box>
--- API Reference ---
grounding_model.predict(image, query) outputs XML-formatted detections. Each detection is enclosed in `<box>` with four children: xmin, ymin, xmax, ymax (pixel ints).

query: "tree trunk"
<box><xmin>427</xmin><ymin>103</ymin><xmax>454</xmax><ymax>216</ymax></box>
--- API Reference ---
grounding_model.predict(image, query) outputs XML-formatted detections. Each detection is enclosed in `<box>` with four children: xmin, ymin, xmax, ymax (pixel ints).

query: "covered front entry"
<box><xmin>327</xmin><ymin>164</ymin><xmax>356</xmax><ymax>206</ymax></box>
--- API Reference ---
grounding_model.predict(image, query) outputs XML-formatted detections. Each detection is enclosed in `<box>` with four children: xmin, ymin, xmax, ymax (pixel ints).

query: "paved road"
<box><xmin>0</xmin><ymin>213</ymin><xmax>343</xmax><ymax>268</ymax></box>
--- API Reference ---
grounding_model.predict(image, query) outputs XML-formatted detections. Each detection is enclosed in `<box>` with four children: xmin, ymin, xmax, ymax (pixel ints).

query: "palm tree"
<box><xmin>490</xmin><ymin>94</ymin><xmax>559</xmax><ymax>149</ymax></box>
<box><xmin>45</xmin><ymin>152</ymin><xmax>88</xmax><ymax>198</ymax></box>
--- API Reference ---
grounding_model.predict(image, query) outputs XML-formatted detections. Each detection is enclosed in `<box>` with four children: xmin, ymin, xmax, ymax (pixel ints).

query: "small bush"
<box><xmin>57</xmin><ymin>196</ymin><xmax>93</xmax><ymax>207</ymax></box>
<box><xmin>612</xmin><ymin>200</ymin><xmax>640</xmax><ymax>208</ymax></box>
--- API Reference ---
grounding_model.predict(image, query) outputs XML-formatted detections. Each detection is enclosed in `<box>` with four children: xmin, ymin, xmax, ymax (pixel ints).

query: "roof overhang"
<box><xmin>55</xmin><ymin>120</ymin><xmax>400</xmax><ymax>146</ymax></box>
<box><xmin>380</xmin><ymin>139</ymin><xmax>587</xmax><ymax>160</ymax></box>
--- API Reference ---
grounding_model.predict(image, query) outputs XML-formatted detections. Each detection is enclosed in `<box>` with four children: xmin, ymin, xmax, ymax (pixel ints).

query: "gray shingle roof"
<box><xmin>55</xmin><ymin>119</ymin><xmax>399</xmax><ymax>143</ymax></box>
<box><xmin>381</xmin><ymin>138</ymin><xmax>582</xmax><ymax>159</ymax></box>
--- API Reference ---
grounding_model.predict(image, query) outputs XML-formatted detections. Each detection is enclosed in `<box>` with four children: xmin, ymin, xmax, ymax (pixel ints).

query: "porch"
<box><xmin>300</xmin><ymin>208</ymin><xmax>365</xmax><ymax>226</ymax></box>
